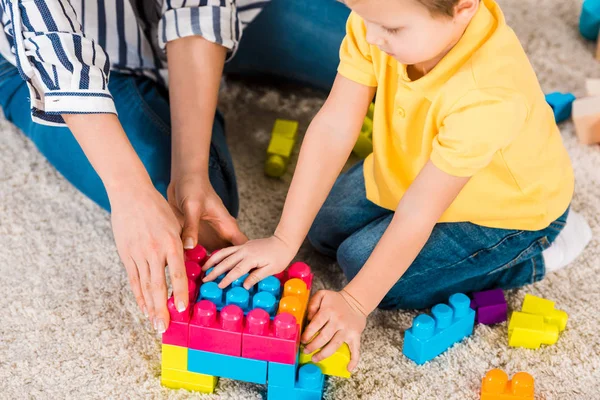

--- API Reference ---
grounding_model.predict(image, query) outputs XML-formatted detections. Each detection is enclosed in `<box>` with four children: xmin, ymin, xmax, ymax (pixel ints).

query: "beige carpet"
<box><xmin>1</xmin><ymin>0</ymin><xmax>599</xmax><ymax>398</ymax></box>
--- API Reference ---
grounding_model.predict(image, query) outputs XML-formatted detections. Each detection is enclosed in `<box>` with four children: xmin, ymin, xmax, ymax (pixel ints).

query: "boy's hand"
<box><xmin>301</xmin><ymin>290</ymin><xmax>368</xmax><ymax>372</ymax></box>
<box><xmin>201</xmin><ymin>235</ymin><xmax>296</xmax><ymax>289</ymax></box>
<box><xmin>167</xmin><ymin>173</ymin><xmax>247</xmax><ymax>252</ymax></box>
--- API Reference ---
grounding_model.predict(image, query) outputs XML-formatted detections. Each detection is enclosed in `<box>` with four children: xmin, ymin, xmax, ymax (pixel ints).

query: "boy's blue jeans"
<box><xmin>308</xmin><ymin>161</ymin><xmax>570</xmax><ymax>310</ymax></box>
<box><xmin>0</xmin><ymin>0</ymin><xmax>350</xmax><ymax>214</ymax></box>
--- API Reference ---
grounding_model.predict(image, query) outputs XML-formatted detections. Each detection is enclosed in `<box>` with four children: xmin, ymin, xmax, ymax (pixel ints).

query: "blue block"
<box><xmin>188</xmin><ymin>349</ymin><xmax>268</xmax><ymax>384</ymax></box>
<box><xmin>402</xmin><ymin>293</ymin><xmax>475</xmax><ymax>365</ymax></box>
<box><xmin>268</xmin><ymin>352</ymin><xmax>299</xmax><ymax>387</ymax></box>
<box><xmin>545</xmin><ymin>92</ymin><xmax>576</xmax><ymax>123</ymax></box>
<box><xmin>580</xmin><ymin>0</ymin><xmax>600</xmax><ymax>40</ymax></box>
<box><xmin>268</xmin><ymin>364</ymin><xmax>324</xmax><ymax>400</ymax></box>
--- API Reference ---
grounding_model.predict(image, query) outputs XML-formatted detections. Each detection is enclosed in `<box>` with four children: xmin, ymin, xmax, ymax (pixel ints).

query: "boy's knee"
<box><xmin>336</xmin><ymin>234</ymin><xmax>372</xmax><ymax>281</ymax></box>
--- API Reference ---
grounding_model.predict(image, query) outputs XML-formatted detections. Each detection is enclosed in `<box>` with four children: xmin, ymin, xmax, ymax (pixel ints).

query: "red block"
<box><xmin>162</xmin><ymin>296</ymin><xmax>192</xmax><ymax>347</ymax></box>
<box><xmin>185</xmin><ymin>260</ymin><xmax>203</xmax><ymax>283</ymax></box>
<box><xmin>185</xmin><ymin>245</ymin><xmax>208</xmax><ymax>265</ymax></box>
<box><xmin>242</xmin><ymin>309</ymin><xmax>299</xmax><ymax>364</ymax></box>
<box><xmin>288</xmin><ymin>262</ymin><xmax>313</xmax><ymax>290</ymax></box>
<box><xmin>189</xmin><ymin>300</ymin><xmax>244</xmax><ymax>356</ymax></box>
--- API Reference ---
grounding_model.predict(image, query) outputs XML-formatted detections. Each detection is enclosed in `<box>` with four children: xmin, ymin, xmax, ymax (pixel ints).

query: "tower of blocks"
<box><xmin>160</xmin><ymin>245</ymin><xmax>351</xmax><ymax>398</ymax></box>
<box><xmin>352</xmin><ymin>103</ymin><xmax>375</xmax><ymax>159</ymax></box>
<box><xmin>403</xmin><ymin>293</ymin><xmax>475</xmax><ymax>365</ymax></box>
<box><xmin>470</xmin><ymin>289</ymin><xmax>507</xmax><ymax>325</ymax></box>
<box><xmin>507</xmin><ymin>294</ymin><xmax>568</xmax><ymax>349</ymax></box>
<box><xmin>265</xmin><ymin>119</ymin><xmax>299</xmax><ymax>178</ymax></box>
<box><xmin>481</xmin><ymin>369</ymin><xmax>534</xmax><ymax>400</ymax></box>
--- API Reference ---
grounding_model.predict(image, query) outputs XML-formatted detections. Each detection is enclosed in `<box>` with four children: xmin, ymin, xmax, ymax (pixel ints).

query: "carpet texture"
<box><xmin>1</xmin><ymin>0</ymin><xmax>599</xmax><ymax>399</ymax></box>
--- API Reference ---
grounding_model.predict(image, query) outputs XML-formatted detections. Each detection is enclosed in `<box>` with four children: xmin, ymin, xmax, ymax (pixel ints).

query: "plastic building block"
<box><xmin>288</xmin><ymin>262</ymin><xmax>314</xmax><ymax>290</ymax></box>
<box><xmin>185</xmin><ymin>244</ymin><xmax>208</xmax><ymax>265</ymax></box>
<box><xmin>521</xmin><ymin>294</ymin><xmax>568</xmax><ymax>331</ymax></box>
<box><xmin>508</xmin><ymin>311</ymin><xmax>559</xmax><ymax>349</ymax></box>
<box><xmin>470</xmin><ymin>289</ymin><xmax>507</xmax><ymax>325</ymax></box>
<box><xmin>403</xmin><ymin>293</ymin><xmax>475</xmax><ymax>365</ymax></box>
<box><xmin>481</xmin><ymin>369</ymin><xmax>534</xmax><ymax>400</ymax></box>
<box><xmin>571</xmin><ymin>96</ymin><xmax>600</xmax><ymax>144</ymax></box>
<box><xmin>189</xmin><ymin>300</ymin><xmax>244</xmax><ymax>356</ymax></box>
<box><xmin>161</xmin><ymin>368</ymin><xmax>218</xmax><ymax>393</ymax></box>
<box><xmin>242</xmin><ymin>309</ymin><xmax>299</xmax><ymax>364</ymax></box>
<box><xmin>580</xmin><ymin>0</ymin><xmax>600</xmax><ymax>40</ymax></box>
<box><xmin>268</xmin><ymin>352</ymin><xmax>300</xmax><ymax>388</ymax></box>
<box><xmin>586</xmin><ymin>79</ymin><xmax>600</xmax><ymax>96</ymax></box>
<box><xmin>265</xmin><ymin>119</ymin><xmax>298</xmax><ymax>178</ymax></box>
<box><xmin>162</xmin><ymin>296</ymin><xmax>192</xmax><ymax>347</ymax></box>
<box><xmin>188</xmin><ymin>349</ymin><xmax>268</xmax><ymax>384</ymax></box>
<box><xmin>299</xmin><ymin>342</ymin><xmax>351</xmax><ymax>378</ymax></box>
<box><xmin>278</xmin><ymin>278</ymin><xmax>309</xmax><ymax>329</ymax></box>
<box><xmin>162</xmin><ymin>344</ymin><xmax>188</xmax><ymax>370</ymax></box>
<box><xmin>185</xmin><ymin>260</ymin><xmax>202</xmax><ymax>282</ymax></box>
<box><xmin>267</xmin><ymin>364</ymin><xmax>325</xmax><ymax>400</ymax></box>
<box><xmin>545</xmin><ymin>92</ymin><xmax>576</xmax><ymax>123</ymax></box>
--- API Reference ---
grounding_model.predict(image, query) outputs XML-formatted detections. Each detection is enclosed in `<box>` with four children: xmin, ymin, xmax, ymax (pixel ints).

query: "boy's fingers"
<box><xmin>243</xmin><ymin>266</ymin><xmax>269</xmax><ymax>290</ymax></box>
<box><xmin>217</xmin><ymin>259</ymin><xmax>249</xmax><ymax>289</ymax></box>
<box><xmin>202</xmin><ymin>246</ymin><xmax>238</xmax><ymax>272</ymax></box>
<box><xmin>124</xmin><ymin>256</ymin><xmax>147</xmax><ymax>317</ymax></box>
<box><xmin>306</xmin><ymin>291</ymin><xmax>326</xmax><ymax>321</ymax></box>
<box><xmin>204</xmin><ymin>252</ymin><xmax>243</xmax><ymax>285</ymax></box>
<box><xmin>313</xmin><ymin>331</ymin><xmax>344</xmax><ymax>363</ymax></box>
<box><xmin>166</xmin><ymin>247</ymin><xmax>188</xmax><ymax>313</ymax></box>
<box><xmin>301</xmin><ymin>310</ymin><xmax>329</xmax><ymax>345</ymax></box>
<box><xmin>347</xmin><ymin>337</ymin><xmax>361</xmax><ymax>372</ymax></box>
<box><xmin>305</xmin><ymin>322</ymin><xmax>336</xmax><ymax>355</ymax></box>
<box><xmin>149</xmin><ymin>257</ymin><xmax>169</xmax><ymax>334</ymax></box>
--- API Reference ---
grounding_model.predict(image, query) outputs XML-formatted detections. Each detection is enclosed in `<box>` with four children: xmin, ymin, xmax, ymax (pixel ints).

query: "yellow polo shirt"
<box><xmin>338</xmin><ymin>0</ymin><xmax>573</xmax><ymax>230</ymax></box>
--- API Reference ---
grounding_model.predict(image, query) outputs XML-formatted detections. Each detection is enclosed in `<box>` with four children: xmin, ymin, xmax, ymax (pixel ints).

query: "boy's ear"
<box><xmin>453</xmin><ymin>0</ymin><xmax>479</xmax><ymax>22</ymax></box>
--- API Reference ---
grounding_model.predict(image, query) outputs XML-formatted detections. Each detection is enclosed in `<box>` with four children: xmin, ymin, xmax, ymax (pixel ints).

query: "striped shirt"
<box><xmin>0</xmin><ymin>0</ymin><xmax>269</xmax><ymax>126</ymax></box>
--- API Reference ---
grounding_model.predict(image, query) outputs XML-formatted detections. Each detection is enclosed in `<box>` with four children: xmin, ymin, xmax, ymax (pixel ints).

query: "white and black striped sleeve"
<box><xmin>4</xmin><ymin>0</ymin><xmax>115</xmax><ymax>125</ymax></box>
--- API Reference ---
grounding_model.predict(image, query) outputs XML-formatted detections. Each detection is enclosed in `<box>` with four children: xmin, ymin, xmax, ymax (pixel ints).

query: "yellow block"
<box><xmin>521</xmin><ymin>294</ymin><xmax>568</xmax><ymax>331</ymax></box>
<box><xmin>161</xmin><ymin>344</ymin><xmax>188</xmax><ymax>370</ymax></box>
<box><xmin>508</xmin><ymin>312</ymin><xmax>559</xmax><ymax>349</ymax></box>
<box><xmin>299</xmin><ymin>343</ymin><xmax>351</xmax><ymax>378</ymax></box>
<box><xmin>161</xmin><ymin>368</ymin><xmax>218</xmax><ymax>393</ymax></box>
<box><xmin>353</xmin><ymin>112</ymin><xmax>373</xmax><ymax>159</ymax></box>
<box><xmin>265</xmin><ymin>119</ymin><xmax>299</xmax><ymax>177</ymax></box>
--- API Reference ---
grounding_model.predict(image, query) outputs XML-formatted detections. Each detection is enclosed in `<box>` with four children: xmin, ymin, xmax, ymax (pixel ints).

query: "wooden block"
<box><xmin>585</xmin><ymin>79</ymin><xmax>600</xmax><ymax>96</ymax></box>
<box><xmin>572</xmin><ymin>96</ymin><xmax>600</xmax><ymax>144</ymax></box>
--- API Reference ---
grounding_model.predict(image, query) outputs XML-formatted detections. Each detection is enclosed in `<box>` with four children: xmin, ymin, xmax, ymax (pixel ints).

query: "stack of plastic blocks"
<box><xmin>481</xmin><ymin>369</ymin><xmax>534</xmax><ymax>400</ymax></box>
<box><xmin>352</xmin><ymin>103</ymin><xmax>375</xmax><ymax>159</ymax></box>
<box><xmin>508</xmin><ymin>294</ymin><xmax>568</xmax><ymax>349</ymax></box>
<box><xmin>265</xmin><ymin>119</ymin><xmax>299</xmax><ymax>178</ymax></box>
<box><xmin>402</xmin><ymin>293</ymin><xmax>475</xmax><ymax>365</ymax></box>
<box><xmin>470</xmin><ymin>289</ymin><xmax>508</xmax><ymax>325</ymax></box>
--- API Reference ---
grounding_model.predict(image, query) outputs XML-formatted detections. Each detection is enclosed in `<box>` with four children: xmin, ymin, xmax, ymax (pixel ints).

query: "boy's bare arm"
<box><xmin>344</xmin><ymin>160</ymin><xmax>470</xmax><ymax>314</ymax></box>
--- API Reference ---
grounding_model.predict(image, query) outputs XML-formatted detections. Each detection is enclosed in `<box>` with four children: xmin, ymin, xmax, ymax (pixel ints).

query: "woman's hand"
<box><xmin>167</xmin><ymin>173</ymin><xmax>247</xmax><ymax>252</ymax></box>
<box><xmin>201</xmin><ymin>235</ymin><xmax>297</xmax><ymax>289</ymax></box>
<box><xmin>301</xmin><ymin>289</ymin><xmax>368</xmax><ymax>372</ymax></box>
<box><xmin>109</xmin><ymin>182</ymin><xmax>188</xmax><ymax>333</ymax></box>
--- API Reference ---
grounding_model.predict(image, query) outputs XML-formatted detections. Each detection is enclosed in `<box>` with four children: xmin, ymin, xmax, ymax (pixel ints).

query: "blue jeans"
<box><xmin>0</xmin><ymin>0</ymin><xmax>350</xmax><ymax>212</ymax></box>
<box><xmin>308</xmin><ymin>161</ymin><xmax>570</xmax><ymax>310</ymax></box>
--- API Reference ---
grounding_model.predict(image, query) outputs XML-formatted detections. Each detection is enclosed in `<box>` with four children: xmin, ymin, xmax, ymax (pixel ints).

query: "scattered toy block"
<box><xmin>580</xmin><ymin>0</ymin><xmax>600</xmax><ymax>40</ymax></box>
<box><xmin>267</xmin><ymin>364</ymin><xmax>325</xmax><ymax>400</ymax></box>
<box><xmin>508</xmin><ymin>311</ymin><xmax>559</xmax><ymax>349</ymax></box>
<box><xmin>162</xmin><ymin>344</ymin><xmax>188</xmax><ymax>370</ymax></box>
<box><xmin>403</xmin><ymin>293</ymin><xmax>475</xmax><ymax>365</ymax></box>
<box><xmin>521</xmin><ymin>294</ymin><xmax>568</xmax><ymax>331</ymax></box>
<box><xmin>161</xmin><ymin>368</ymin><xmax>218</xmax><ymax>393</ymax></box>
<box><xmin>188</xmin><ymin>349</ymin><xmax>268</xmax><ymax>384</ymax></box>
<box><xmin>265</xmin><ymin>119</ymin><xmax>299</xmax><ymax>178</ymax></box>
<box><xmin>586</xmin><ymin>78</ymin><xmax>600</xmax><ymax>96</ymax></box>
<box><xmin>481</xmin><ymin>368</ymin><xmax>534</xmax><ymax>400</ymax></box>
<box><xmin>242</xmin><ymin>309</ymin><xmax>300</xmax><ymax>364</ymax></box>
<box><xmin>162</xmin><ymin>296</ymin><xmax>192</xmax><ymax>347</ymax></box>
<box><xmin>544</xmin><ymin>92</ymin><xmax>576</xmax><ymax>123</ymax></box>
<box><xmin>268</xmin><ymin>352</ymin><xmax>300</xmax><ymax>388</ymax></box>
<box><xmin>299</xmin><ymin>342</ymin><xmax>351</xmax><ymax>378</ymax></box>
<box><xmin>185</xmin><ymin>244</ymin><xmax>208</xmax><ymax>265</ymax></box>
<box><xmin>470</xmin><ymin>289</ymin><xmax>507</xmax><ymax>325</ymax></box>
<box><xmin>189</xmin><ymin>300</ymin><xmax>244</xmax><ymax>356</ymax></box>
<box><xmin>572</xmin><ymin>95</ymin><xmax>600</xmax><ymax>144</ymax></box>
<box><xmin>278</xmin><ymin>278</ymin><xmax>310</xmax><ymax>330</ymax></box>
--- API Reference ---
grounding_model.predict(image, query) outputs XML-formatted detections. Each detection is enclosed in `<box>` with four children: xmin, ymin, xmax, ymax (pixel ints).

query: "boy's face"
<box><xmin>346</xmin><ymin>0</ymin><xmax>476</xmax><ymax>66</ymax></box>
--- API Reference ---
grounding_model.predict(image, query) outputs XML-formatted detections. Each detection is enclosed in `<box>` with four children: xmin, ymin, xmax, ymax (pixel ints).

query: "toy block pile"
<box><xmin>160</xmin><ymin>244</ymin><xmax>350</xmax><ymax>398</ymax></box>
<box><xmin>352</xmin><ymin>103</ymin><xmax>375</xmax><ymax>159</ymax></box>
<box><xmin>481</xmin><ymin>369</ymin><xmax>534</xmax><ymax>400</ymax></box>
<box><xmin>508</xmin><ymin>294</ymin><xmax>568</xmax><ymax>349</ymax></box>
<box><xmin>265</xmin><ymin>119</ymin><xmax>299</xmax><ymax>178</ymax></box>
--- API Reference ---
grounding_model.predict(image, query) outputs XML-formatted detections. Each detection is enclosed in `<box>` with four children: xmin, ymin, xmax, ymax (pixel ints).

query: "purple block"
<box><xmin>470</xmin><ymin>289</ymin><xmax>507</xmax><ymax>325</ymax></box>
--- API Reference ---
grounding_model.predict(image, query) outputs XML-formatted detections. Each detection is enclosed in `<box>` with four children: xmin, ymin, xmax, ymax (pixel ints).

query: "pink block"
<box><xmin>185</xmin><ymin>245</ymin><xmax>208</xmax><ymax>265</ymax></box>
<box><xmin>189</xmin><ymin>300</ymin><xmax>244</xmax><ymax>356</ymax></box>
<box><xmin>241</xmin><ymin>309</ymin><xmax>299</xmax><ymax>364</ymax></box>
<box><xmin>162</xmin><ymin>296</ymin><xmax>191</xmax><ymax>347</ymax></box>
<box><xmin>288</xmin><ymin>262</ymin><xmax>313</xmax><ymax>290</ymax></box>
<box><xmin>185</xmin><ymin>260</ymin><xmax>202</xmax><ymax>283</ymax></box>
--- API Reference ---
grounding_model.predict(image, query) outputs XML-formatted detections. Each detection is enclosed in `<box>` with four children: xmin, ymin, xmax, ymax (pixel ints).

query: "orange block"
<box><xmin>481</xmin><ymin>369</ymin><xmax>534</xmax><ymax>400</ymax></box>
<box><xmin>277</xmin><ymin>278</ymin><xmax>309</xmax><ymax>330</ymax></box>
<box><xmin>572</xmin><ymin>96</ymin><xmax>600</xmax><ymax>144</ymax></box>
